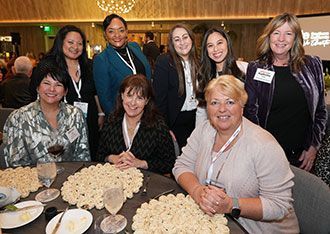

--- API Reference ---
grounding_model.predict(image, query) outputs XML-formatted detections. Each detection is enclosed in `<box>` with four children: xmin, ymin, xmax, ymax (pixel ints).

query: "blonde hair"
<box><xmin>205</xmin><ymin>75</ymin><xmax>248</xmax><ymax>106</ymax></box>
<box><xmin>256</xmin><ymin>13</ymin><xmax>305</xmax><ymax>73</ymax></box>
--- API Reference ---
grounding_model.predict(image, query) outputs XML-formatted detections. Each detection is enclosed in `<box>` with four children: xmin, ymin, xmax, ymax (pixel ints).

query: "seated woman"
<box><xmin>173</xmin><ymin>75</ymin><xmax>299</xmax><ymax>233</ymax></box>
<box><xmin>3</xmin><ymin>64</ymin><xmax>90</xmax><ymax>167</ymax></box>
<box><xmin>98</xmin><ymin>74</ymin><xmax>176</xmax><ymax>174</ymax></box>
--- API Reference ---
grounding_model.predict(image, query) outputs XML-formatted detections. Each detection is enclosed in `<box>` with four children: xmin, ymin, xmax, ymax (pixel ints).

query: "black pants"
<box><xmin>172</xmin><ymin>110</ymin><xmax>196</xmax><ymax>152</ymax></box>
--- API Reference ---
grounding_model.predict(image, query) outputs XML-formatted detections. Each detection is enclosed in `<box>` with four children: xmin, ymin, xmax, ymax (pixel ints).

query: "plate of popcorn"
<box><xmin>132</xmin><ymin>193</ymin><xmax>230</xmax><ymax>233</ymax></box>
<box><xmin>0</xmin><ymin>200</ymin><xmax>44</xmax><ymax>229</ymax></box>
<box><xmin>0</xmin><ymin>166</ymin><xmax>42</xmax><ymax>198</ymax></box>
<box><xmin>61</xmin><ymin>163</ymin><xmax>143</xmax><ymax>210</ymax></box>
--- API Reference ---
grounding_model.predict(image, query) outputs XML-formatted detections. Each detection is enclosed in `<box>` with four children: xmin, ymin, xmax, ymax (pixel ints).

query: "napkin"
<box><xmin>0</xmin><ymin>187</ymin><xmax>20</xmax><ymax>208</ymax></box>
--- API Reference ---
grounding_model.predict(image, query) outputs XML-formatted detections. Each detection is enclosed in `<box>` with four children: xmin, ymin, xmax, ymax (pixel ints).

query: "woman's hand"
<box><xmin>98</xmin><ymin>116</ymin><xmax>105</xmax><ymax>130</ymax></box>
<box><xmin>299</xmin><ymin>145</ymin><xmax>317</xmax><ymax>171</ymax></box>
<box><xmin>114</xmin><ymin>151</ymin><xmax>148</xmax><ymax>170</ymax></box>
<box><xmin>198</xmin><ymin>185</ymin><xmax>232</xmax><ymax>216</ymax></box>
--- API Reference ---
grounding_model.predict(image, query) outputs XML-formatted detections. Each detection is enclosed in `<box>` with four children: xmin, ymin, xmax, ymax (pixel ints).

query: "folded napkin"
<box><xmin>0</xmin><ymin>187</ymin><xmax>20</xmax><ymax>208</ymax></box>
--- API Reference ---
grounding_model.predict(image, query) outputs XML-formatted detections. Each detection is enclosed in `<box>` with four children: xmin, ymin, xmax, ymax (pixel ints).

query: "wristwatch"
<box><xmin>231</xmin><ymin>197</ymin><xmax>241</xmax><ymax>219</ymax></box>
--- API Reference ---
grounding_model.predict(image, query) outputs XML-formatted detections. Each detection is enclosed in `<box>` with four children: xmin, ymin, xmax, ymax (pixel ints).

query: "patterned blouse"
<box><xmin>3</xmin><ymin>101</ymin><xmax>90</xmax><ymax>167</ymax></box>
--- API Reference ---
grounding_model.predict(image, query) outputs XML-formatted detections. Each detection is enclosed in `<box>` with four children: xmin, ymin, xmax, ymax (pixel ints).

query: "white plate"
<box><xmin>46</xmin><ymin>208</ymin><xmax>93</xmax><ymax>234</ymax></box>
<box><xmin>0</xmin><ymin>200</ymin><xmax>44</xmax><ymax>229</ymax></box>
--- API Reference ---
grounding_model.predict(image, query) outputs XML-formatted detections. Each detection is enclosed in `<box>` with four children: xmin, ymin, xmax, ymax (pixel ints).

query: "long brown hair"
<box><xmin>112</xmin><ymin>74</ymin><xmax>159</xmax><ymax>127</ymax></box>
<box><xmin>256</xmin><ymin>13</ymin><xmax>305</xmax><ymax>73</ymax></box>
<box><xmin>168</xmin><ymin>24</ymin><xmax>199</xmax><ymax>96</ymax></box>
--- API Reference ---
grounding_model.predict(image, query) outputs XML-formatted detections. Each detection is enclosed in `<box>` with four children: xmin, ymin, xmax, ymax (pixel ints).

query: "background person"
<box><xmin>30</xmin><ymin>25</ymin><xmax>103</xmax><ymax>161</ymax></box>
<box><xmin>143</xmin><ymin>31</ymin><xmax>160</xmax><ymax>72</ymax></box>
<box><xmin>173</xmin><ymin>75</ymin><xmax>299</xmax><ymax>233</ymax></box>
<box><xmin>1</xmin><ymin>56</ymin><xmax>32</xmax><ymax>108</ymax></box>
<box><xmin>93</xmin><ymin>14</ymin><xmax>151</xmax><ymax>115</ymax></box>
<box><xmin>197</xmin><ymin>28</ymin><xmax>248</xmax><ymax>125</ymax></box>
<box><xmin>244</xmin><ymin>13</ymin><xmax>327</xmax><ymax>171</ymax></box>
<box><xmin>153</xmin><ymin>24</ymin><xmax>199</xmax><ymax>151</ymax></box>
<box><xmin>98</xmin><ymin>74</ymin><xmax>175</xmax><ymax>174</ymax></box>
<box><xmin>4</xmin><ymin>65</ymin><xmax>90</xmax><ymax>167</ymax></box>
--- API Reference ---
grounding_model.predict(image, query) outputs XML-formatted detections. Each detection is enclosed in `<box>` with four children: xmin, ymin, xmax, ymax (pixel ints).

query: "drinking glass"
<box><xmin>98</xmin><ymin>182</ymin><xmax>127</xmax><ymax>233</ymax></box>
<box><xmin>47</xmin><ymin>131</ymin><xmax>65</xmax><ymax>174</ymax></box>
<box><xmin>35</xmin><ymin>157</ymin><xmax>60</xmax><ymax>203</ymax></box>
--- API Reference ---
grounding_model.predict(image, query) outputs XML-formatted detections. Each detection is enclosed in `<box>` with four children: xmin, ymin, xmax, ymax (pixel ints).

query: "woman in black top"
<box><xmin>98</xmin><ymin>74</ymin><xmax>176</xmax><ymax>174</ymax></box>
<box><xmin>30</xmin><ymin>25</ymin><xmax>104</xmax><ymax>160</ymax></box>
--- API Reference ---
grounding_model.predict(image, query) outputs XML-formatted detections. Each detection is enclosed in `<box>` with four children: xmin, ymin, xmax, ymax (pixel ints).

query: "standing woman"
<box><xmin>244</xmin><ymin>13</ymin><xmax>327</xmax><ymax>171</ymax></box>
<box><xmin>153</xmin><ymin>24</ymin><xmax>200</xmax><ymax>151</ymax></box>
<box><xmin>93</xmin><ymin>14</ymin><xmax>151</xmax><ymax>115</ymax></box>
<box><xmin>30</xmin><ymin>25</ymin><xmax>103</xmax><ymax>161</ymax></box>
<box><xmin>197</xmin><ymin>28</ymin><xmax>248</xmax><ymax>125</ymax></box>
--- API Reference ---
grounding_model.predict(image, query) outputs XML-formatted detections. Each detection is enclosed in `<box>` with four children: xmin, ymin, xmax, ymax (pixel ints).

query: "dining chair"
<box><xmin>0</xmin><ymin>107</ymin><xmax>15</xmax><ymax>131</ymax></box>
<box><xmin>0</xmin><ymin>143</ymin><xmax>7</xmax><ymax>169</ymax></box>
<box><xmin>290</xmin><ymin>165</ymin><xmax>330</xmax><ymax>234</ymax></box>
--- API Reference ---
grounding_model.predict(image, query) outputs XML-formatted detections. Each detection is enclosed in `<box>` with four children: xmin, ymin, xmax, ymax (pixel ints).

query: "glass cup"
<box><xmin>96</xmin><ymin>182</ymin><xmax>127</xmax><ymax>233</ymax></box>
<box><xmin>35</xmin><ymin>157</ymin><xmax>60</xmax><ymax>203</ymax></box>
<box><xmin>47</xmin><ymin>130</ymin><xmax>65</xmax><ymax>174</ymax></box>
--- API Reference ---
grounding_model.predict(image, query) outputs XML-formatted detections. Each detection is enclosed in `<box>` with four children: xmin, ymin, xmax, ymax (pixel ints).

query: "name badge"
<box><xmin>66</xmin><ymin>126</ymin><xmax>80</xmax><ymax>143</ymax></box>
<box><xmin>253</xmin><ymin>68</ymin><xmax>275</xmax><ymax>84</ymax></box>
<box><xmin>74</xmin><ymin>101</ymin><xmax>88</xmax><ymax>118</ymax></box>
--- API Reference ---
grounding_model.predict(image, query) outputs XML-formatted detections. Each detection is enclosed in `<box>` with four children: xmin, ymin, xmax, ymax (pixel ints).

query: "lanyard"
<box><xmin>205</xmin><ymin>124</ymin><xmax>241</xmax><ymax>184</ymax></box>
<box><xmin>70</xmin><ymin>64</ymin><xmax>82</xmax><ymax>99</ymax></box>
<box><xmin>122</xmin><ymin>114</ymin><xmax>140</xmax><ymax>151</ymax></box>
<box><xmin>116</xmin><ymin>47</ymin><xmax>137</xmax><ymax>74</ymax></box>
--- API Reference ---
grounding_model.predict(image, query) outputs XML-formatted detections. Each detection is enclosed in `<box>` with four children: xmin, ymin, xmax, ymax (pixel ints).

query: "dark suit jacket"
<box><xmin>143</xmin><ymin>41</ymin><xmax>160</xmax><ymax>65</ymax></box>
<box><xmin>153</xmin><ymin>54</ymin><xmax>186</xmax><ymax>128</ymax></box>
<box><xmin>93</xmin><ymin>42</ymin><xmax>151</xmax><ymax>114</ymax></box>
<box><xmin>1</xmin><ymin>73</ymin><xmax>32</xmax><ymax>108</ymax></box>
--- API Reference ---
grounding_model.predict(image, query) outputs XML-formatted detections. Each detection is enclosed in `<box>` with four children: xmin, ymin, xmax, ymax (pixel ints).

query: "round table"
<box><xmin>2</xmin><ymin>162</ymin><xmax>247</xmax><ymax>233</ymax></box>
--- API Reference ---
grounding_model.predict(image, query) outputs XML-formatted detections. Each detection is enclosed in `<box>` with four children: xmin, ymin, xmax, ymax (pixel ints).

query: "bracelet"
<box><xmin>98</xmin><ymin>112</ymin><xmax>105</xmax><ymax>116</ymax></box>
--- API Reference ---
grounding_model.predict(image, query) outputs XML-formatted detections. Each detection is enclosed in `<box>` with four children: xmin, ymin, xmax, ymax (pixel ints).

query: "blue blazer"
<box><xmin>93</xmin><ymin>42</ymin><xmax>151</xmax><ymax>114</ymax></box>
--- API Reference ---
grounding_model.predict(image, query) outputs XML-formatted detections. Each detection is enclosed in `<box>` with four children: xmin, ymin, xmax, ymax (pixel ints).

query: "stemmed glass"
<box><xmin>35</xmin><ymin>157</ymin><xmax>60</xmax><ymax>203</ymax></box>
<box><xmin>47</xmin><ymin>131</ymin><xmax>65</xmax><ymax>174</ymax></box>
<box><xmin>98</xmin><ymin>182</ymin><xmax>127</xmax><ymax>233</ymax></box>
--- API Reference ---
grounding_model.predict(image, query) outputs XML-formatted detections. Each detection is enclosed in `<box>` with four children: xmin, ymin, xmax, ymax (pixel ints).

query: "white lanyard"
<box><xmin>122</xmin><ymin>114</ymin><xmax>140</xmax><ymax>151</ymax></box>
<box><xmin>70</xmin><ymin>64</ymin><xmax>82</xmax><ymax>99</ymax></box>
<box><xmin>116</xmin><ymin>47</ymin><xmax>137</xmax><ymax>74</ymax></box>
<box><xmin>205</xmin><ymin>124</ymin><xmax>241</xmax><ymax>184</ymax></box>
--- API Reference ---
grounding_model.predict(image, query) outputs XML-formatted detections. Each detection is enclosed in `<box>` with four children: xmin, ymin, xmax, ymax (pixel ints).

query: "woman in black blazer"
<box><xmin>153</xmin><ymin>24</ymin><xmax>199</xmax><ymax>151</ymax></box>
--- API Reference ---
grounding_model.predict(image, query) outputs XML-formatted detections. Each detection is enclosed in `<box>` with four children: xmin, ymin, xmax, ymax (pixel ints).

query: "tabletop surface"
<box><xmin>1</xmin><ymin>162</ymin><xmax>247</xmax><ymax>233</ymax></box>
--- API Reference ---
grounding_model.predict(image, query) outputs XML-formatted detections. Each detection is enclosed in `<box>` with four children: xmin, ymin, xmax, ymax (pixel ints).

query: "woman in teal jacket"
<box><xmin>93</xmin><ymin>14</ymin><xmax>151</xmax><ymax>115</ymax></box>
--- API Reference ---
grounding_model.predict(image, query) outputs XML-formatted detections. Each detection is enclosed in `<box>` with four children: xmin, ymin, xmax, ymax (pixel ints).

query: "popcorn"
<box><xmin>132</xmin><ymin>194</ymin><xmax>230</xmax><ymax>234</ymax></box>
<box><xmin>61</xmin><ymin>163</ymin><xmax>143</xmax><ymax>210</ymax></box>
<box><xmin>0</xmin><ymin>166</ymin><xmax>42</xmax><ymax>198</ymax></box>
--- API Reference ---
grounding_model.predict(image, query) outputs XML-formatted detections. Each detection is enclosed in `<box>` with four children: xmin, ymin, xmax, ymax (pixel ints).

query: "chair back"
<box><xmin>290</xmin><ymin>165</ymin><xmax>330</xmax><ymax>234</ymax></box>
<box><xmin>0</xmin><ymin>107</ymin><xmax>15</xmax><ymax>131</ymax></box>
<box><xmin>0</xmin><ymin>143</ymin><xmax>7</xmax><ymax>169</ymax></box>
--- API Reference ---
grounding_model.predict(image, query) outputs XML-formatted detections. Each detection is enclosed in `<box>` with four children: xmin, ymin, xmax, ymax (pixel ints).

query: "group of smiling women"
<box><xmin>3</xmin><ymin>11</ymin><xmax>328</xmax><ymax>233</ymax></box>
